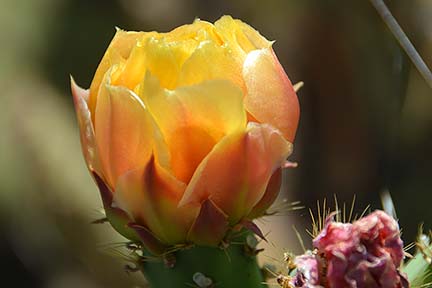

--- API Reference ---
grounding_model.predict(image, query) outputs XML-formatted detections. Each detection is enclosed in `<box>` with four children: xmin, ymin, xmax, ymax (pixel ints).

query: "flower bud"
<box><xmin>71</xmin><ymin>16</ymin><xmax>299</xmax><ymax>252</ymax></box>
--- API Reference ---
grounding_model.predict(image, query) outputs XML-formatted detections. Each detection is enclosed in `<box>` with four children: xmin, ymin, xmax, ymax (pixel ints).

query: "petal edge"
<box><xmin>70</xmin><ymin>77</ymin><xmax>100</xmax><ymax>173</ymax></box>
<box><xmin>243</xmin><ymin>48</ymin><xmax>300</xmax><ymax>142</ymax></box>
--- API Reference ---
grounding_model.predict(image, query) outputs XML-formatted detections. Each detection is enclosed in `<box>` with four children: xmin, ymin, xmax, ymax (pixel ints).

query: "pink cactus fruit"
<box><xmin>289</xmin><ymin>210</ymin><xmax>409</xmax><ymax>288</ymax></box>
<box><xmin>289</xmin><ymin>251</ymin><xmax>322</xmax><ymax>287</ymax></box>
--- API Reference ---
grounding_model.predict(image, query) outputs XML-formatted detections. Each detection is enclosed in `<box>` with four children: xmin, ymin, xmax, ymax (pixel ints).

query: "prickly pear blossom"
<box><xmin>289</xmin><ymin>210</ymin><xmax>409</xmax><ymax>288</ymax></box>
<box><xmin>71</xmin><ymin>15</ymin><xmax>299</xmax><ymax>253</ymax></box>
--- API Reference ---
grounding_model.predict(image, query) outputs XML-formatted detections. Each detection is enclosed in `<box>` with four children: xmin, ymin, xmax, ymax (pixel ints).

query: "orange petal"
<box><xmin>140</xmin><ymin>75</ymin><xmax>246</xmax><ymax>183</ymax></box>
<box><xmin>94</xmin><ymin>81</ymin><xmax>154</xmax><ymax>189</ymax></box>
<box><xmin>179</xmin><ymin>123</ymin><xmax>293</xmax><ymax>223</ymax></box>
<box><xmin>70</xmin><ymin>77</ymin><xmax>100</xmax><ymax>173</ymax></box>
<box><xmin>243</xmin><ymin>47</ymin><xmax>300</xmax><ymax>142</ymax></box>
<box><xmin>114</xmin><ymin>157</ymin><xmax>199</xmax><ymax>244</ymax></box>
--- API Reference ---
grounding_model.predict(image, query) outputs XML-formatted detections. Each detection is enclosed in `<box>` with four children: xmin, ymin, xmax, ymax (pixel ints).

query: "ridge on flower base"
<box><xmin>71</xmin><ymin>15</ymin><xmax>299</xmax><ymax>287</ymax></box>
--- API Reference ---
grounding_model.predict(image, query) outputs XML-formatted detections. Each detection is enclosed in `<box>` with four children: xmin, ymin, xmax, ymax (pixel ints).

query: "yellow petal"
<box><xmin>179</xmin><ymin>123</ymin><xmax>293</xmax><ymax>223</ymax></box>
<box><xmin>94</xmin><ymin>79</ymin><xmax>154</xmax><ymax>189</ymax></box>
<box><xmin>143</xmin><ymin>36</ymin><xmax>197</xmax><ymax>89</ymax></box>
<box><xmin>243</xmin><ymin>47</ymin><xmax>300</xmax><ymax>142</ymax></box>
<box><xmin>165</xmin><ymin>19</ymin><xmax>220</xmax><ymax>43</ymax></box>
<box><xmin>112</xmin><ymin>40</ymin><xmax>147</xmax><ymax>90</ymax></box>
<box><xmin>89</xmin><ymin>29</ymin><xmax>146</xmax><ymax>117</ymax></box>
<box><xmin>115</xmin><ymin>157</ymin><xmax>199</xmax><ymax>244</ymax></box>
<box><xmin>140</xmin><ymin>74</ymin><xmax>246</xmax><ymax>183</ymax></box>
<box><xmin>70</xmin><ymin>77</ymin><xmax>100</xmax><ymax>173</ymax></box>
<box><xmin>233</xmin><ymin>18</ymin><xmax>271</xmax><ymax>51</ymax></box>
<box><xmin>214</xmin><ymin>16</ymin><xmax>270</xmax><ymax>54</ymax></box>
<box><xmin>178</xmin><ymin>40</ymin><xmax>245</xmax><ymax>90</ymax></box>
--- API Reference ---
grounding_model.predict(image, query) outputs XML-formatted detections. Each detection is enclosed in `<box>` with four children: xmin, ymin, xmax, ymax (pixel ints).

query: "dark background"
<box><xmin>1</xmin><ymin>0</ymin><xmax>431</xmax><ymax>287</ymax></box>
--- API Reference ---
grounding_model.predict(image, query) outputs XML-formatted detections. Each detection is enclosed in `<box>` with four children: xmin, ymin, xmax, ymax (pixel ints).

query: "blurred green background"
<box><xmin>1</xmin><ymin>0</ymin><xmax>431</xmax><ymax>287</ymax></box>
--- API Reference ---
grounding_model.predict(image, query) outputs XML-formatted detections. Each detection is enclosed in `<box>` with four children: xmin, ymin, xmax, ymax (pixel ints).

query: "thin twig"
<box><xmin>369</xmin><ymin>0</ymin><xmax>432</xmax><ymax>89</ymax></box>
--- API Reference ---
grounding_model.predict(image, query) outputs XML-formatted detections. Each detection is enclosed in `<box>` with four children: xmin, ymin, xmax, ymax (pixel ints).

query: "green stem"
<box><xmin>140</xmin><ymin>243</ymin><xmax>268</xmax><ymax>288</ymax></box>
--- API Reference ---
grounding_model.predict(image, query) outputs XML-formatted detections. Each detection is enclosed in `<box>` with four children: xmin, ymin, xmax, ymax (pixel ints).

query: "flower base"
<box><xmin>140</xmin><ymin>242</ymin><xmax>267</xmax><ymax>288</ymax></box>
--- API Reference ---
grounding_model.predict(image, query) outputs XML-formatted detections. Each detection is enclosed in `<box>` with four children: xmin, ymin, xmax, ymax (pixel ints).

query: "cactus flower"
<box><xmin>71</xmin><ymin>15</ymin><xmax>299</xmax><ymax>252</ymax></box>
<box><xmin>289</xmin><ymin>210</ymin><xmax>409</xmax><ymax>288</ymax></box>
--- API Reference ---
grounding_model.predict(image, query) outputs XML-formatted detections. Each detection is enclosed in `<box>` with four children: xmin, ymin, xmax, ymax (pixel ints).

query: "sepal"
<box><xmin>128</xmin><ymin>223</ymin><xmax>167</xmax><ymax>255</ymax></box>
<box><xmin>92</xmin><ymin>172</ymin><xmax>139</xmax><ymax>241</ymax></box>
<box><xmin>187</xmin><ymin>199</ymin><xmax>229</xmax><ymax>246</ymax></box>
